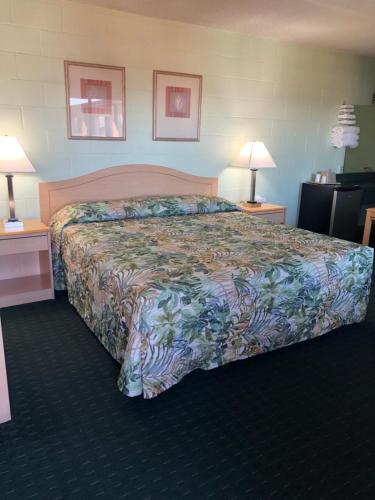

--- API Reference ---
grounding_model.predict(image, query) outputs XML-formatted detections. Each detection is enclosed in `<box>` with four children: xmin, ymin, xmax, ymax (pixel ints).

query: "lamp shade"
<box><xmin>231</xmin><ymin>141</ymin><xmax>276</xmax><ymax>170</ymax></box>
<box><xmin>0</xmin><ymin>136</ymin><xmax>35</xmax><ymax>173</ymax></box>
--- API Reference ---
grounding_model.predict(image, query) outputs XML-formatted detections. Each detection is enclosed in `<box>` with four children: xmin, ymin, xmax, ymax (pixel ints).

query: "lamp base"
<box><xmin>3</xmin><ymin>219</ymin><xmax>24</xmax><ymax>230</ymax></box>
<box><xmin>245</xmin><ymin>200</ymin><xmax>262</xmax><ymax>206</ymax></box>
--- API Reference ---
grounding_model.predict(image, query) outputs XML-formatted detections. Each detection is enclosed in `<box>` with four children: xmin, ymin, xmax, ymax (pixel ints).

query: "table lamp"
<box><xmin>231</xmin><ymin>141</ymin><xmax>276</xmax><ymax>206</ymax></box>
<box><xmin>0</xmin><ymin>136</ymin><xmax>35</xmax><ymax>228</ymax></box>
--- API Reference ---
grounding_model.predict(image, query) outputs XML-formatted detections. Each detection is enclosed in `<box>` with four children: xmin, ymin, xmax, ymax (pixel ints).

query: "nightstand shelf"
<box><xmin>240</xmin><ymin>203</ymin><xmax>287</xmax><ymax>224</ymax></box>
<box><xmin>0</xmin><ymin>220</ymin><xmax>54</xmax><ymax>308</ymax></box>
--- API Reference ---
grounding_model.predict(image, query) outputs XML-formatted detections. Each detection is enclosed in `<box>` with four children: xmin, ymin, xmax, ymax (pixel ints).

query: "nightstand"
<box><xmin>240</xmin><ymin>203</ymin><xmax>287</xmax><ymax>224</ymax></box>
<box><xmin>0</xmin><ymin>219</ymin><xmax>54</xmax><ymax>308</ymax></box>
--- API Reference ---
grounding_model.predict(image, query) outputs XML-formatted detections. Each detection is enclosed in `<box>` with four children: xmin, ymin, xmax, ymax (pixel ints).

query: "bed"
<box><xmin>40</xmin><ymin>165</ymin><xmax>374</xmax><ymax>399</ymax></box>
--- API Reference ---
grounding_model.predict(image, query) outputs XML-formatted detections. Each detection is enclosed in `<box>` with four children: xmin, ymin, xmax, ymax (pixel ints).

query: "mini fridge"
<box><xmin>297</xmin><ymin>183</ymin><xmax>363</xmax><ymax>242</ymax></box>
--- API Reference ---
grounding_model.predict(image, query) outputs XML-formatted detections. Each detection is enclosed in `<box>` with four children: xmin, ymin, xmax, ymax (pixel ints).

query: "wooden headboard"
<box><xmin>39</xmin><ymin>164</ymin><xmax>218</xmax><ymax>224</ymax></box>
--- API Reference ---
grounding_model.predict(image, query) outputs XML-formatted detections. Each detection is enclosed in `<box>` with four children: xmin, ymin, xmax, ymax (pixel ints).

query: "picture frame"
<box><xmin>153</xmin><ymin>70</ymin><xmax>203</xmax><ymax>141</ymax></box>
<box><xmin>64</xmin><ymin>61</ymin><xmax>126</xmax><ymax>141</ymax></box>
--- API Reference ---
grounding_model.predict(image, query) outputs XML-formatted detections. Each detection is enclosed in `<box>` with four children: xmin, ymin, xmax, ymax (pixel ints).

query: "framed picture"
<box><xmin>153</xmin><ymin>70</ymin><xmax>202</xmax><ymax>141</ymax></box>
<box><xmin>64</xmin><ymin>61</ymin><xmax>125</xmax><ymax>140</ymax></box>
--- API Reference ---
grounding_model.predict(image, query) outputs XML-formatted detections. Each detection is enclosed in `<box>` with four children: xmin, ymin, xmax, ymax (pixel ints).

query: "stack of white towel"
<box><xmin>331</xmin><ymin>125</ymin><xmax>360</xmax><ymax>148</ymax></box>
<box><xmin>337</xmin><ymin>104</ymin><xmax>357</xmax><ymax>125</ymax></box>
<box><xmin>331</xmin><ymin>104</ymin><xmax>360</xmax><ymax>148</ymax></box>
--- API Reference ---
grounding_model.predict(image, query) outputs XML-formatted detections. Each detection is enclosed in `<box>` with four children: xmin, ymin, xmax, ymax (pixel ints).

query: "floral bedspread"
<box><xmin>50</xmin><ymin>196</ymin><xmax>373</xmax><ymax>398</ymax></box>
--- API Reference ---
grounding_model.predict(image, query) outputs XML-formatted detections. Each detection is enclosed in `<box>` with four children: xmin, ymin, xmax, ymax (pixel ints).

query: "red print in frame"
<box><xmin>165</xmin><ymin>86</ymin><xmax>191</xmax><ymax>118</ymax></box>
<box><xmin>80</xmin><ymin>78</ymin><xmax>112</xmax><ymax>115</ymax></box>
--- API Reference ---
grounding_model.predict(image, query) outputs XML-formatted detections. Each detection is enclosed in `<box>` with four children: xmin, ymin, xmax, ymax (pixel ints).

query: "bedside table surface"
<box><xmin>0</xmin><ymin>219</ymin><xmax>48</xmax><ymax>238</ymax></box>
<box><xmin>240</xmin><ymin>203</ymin><xmax>286</xmax><ymax>213</ymax></box>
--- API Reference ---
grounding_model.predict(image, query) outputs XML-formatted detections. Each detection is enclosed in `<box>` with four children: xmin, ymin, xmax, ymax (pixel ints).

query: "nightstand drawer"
<box><xmin>0</xmin><ymin>235</ymin><xmax>48</xmax><ymax>256</ymax></box>
<box><xmin>239</xmin><ymin>203</ymin><xmax>287</xmax><ymax>224</ymax></box>
<box><xmin>255</xmin><ymin>212</ymin><xmax>285</xmax><ymax>224</ymax></box>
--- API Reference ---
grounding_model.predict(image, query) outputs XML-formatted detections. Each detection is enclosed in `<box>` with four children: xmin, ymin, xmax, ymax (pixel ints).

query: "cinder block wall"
<box><xmin>0</xmin><ymin>0</ymin><xmax>374</xmax><ymax>223</ymax></box>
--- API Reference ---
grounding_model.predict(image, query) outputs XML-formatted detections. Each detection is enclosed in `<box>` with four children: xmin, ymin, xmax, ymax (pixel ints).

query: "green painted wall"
<box><xmin>1</xmin><ymin>0</ymin><xmax>375</xmax><ymax>224</ymax></box>
<box><xmin>343</xmin><ymin>105</ymin><xmax>375</xmax><ymax>172</ymax></box>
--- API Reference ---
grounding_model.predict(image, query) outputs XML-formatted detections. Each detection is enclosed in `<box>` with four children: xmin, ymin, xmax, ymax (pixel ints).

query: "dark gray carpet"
<box><xmin>0</xmin><ymin>282</ymin><xmax>374</xmax><ymax>499</ymax></box>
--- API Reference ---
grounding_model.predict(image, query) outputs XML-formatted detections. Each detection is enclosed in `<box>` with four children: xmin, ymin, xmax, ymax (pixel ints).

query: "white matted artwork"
<box><xmin>64</xmin><ymin>61</ymin><xmax>125</xmax><ymax>140</ymax></box>
<box><xmin>153</xmin><ymin>70</ymin><xmax>202</xmax><ymax>141</ymax></box>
